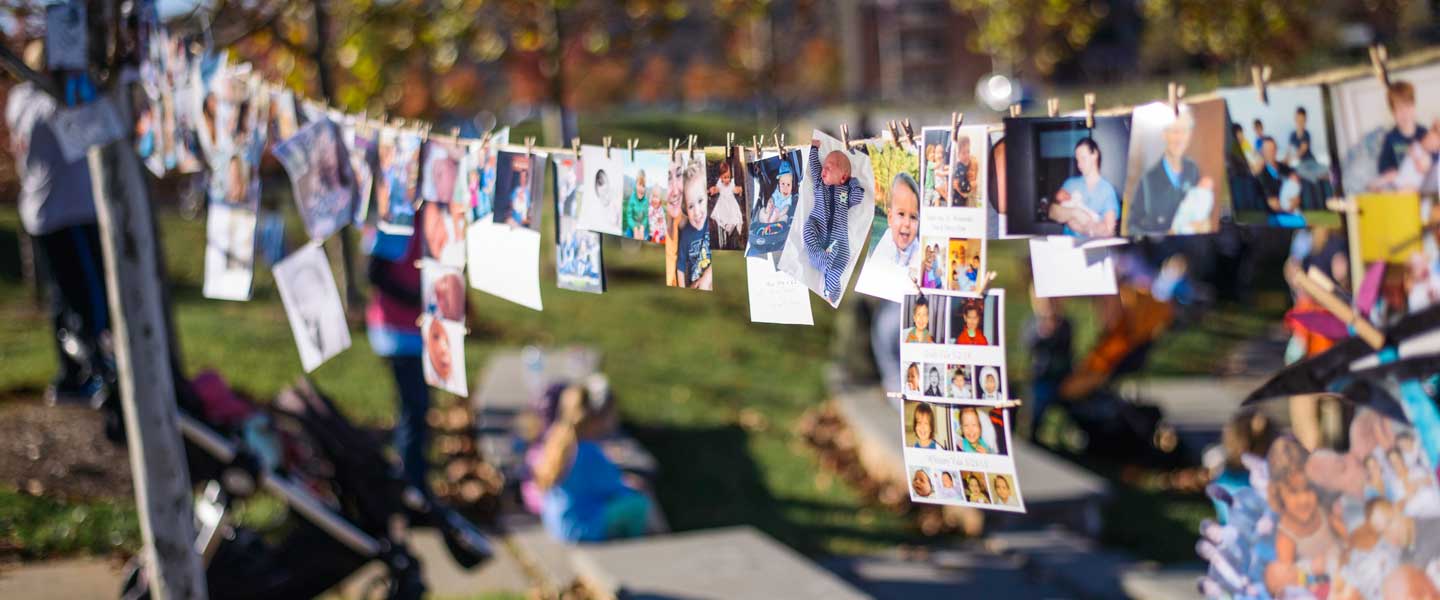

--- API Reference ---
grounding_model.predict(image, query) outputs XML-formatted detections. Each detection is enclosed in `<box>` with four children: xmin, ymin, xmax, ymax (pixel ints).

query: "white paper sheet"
<box><xmin>1028</xmin><ymin>236</ymin><xmax>1118</xmax><ymax>298</ymax></box>
<box><xmin>467</xmin><ymin>221</ymin><xmax>543</xmax><ymax>311</ymax></box>
<box><xmin>746</xmin><ymin>256</ymin><xmax>814</xmax><ymax>325</ymax></box>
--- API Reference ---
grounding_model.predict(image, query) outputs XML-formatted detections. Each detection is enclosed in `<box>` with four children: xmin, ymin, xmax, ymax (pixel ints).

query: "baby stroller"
<box><xmin>118</xmin><ymin>374</ymin><xmax>492</xmax><ymax>599</ymax></box>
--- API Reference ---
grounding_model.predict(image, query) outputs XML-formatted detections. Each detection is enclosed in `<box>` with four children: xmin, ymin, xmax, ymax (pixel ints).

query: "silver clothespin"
<box><xmin>1252</xmin><ymin>65</ymin><xmax>1272</xmax><ymax>105</ymax></box>
<box><xmin>603</xmin><ymin>136</ymin><xmax>612</xmax><ymax>159</ymax></box>
<box><xmin>1371</xmin><ymin>44</ymin><xmax>1391</xmax><ymax>87</ymax></box>
<box><xmin>951</xmin><ymin>112</ymin><xmax>964</xmax><ymax>143</ymax></box>
<box><xmin>1047</xmin><ymin>98</ymin><xmax>1059</xmax><ymax>118</ymax></box>
<box><xmin>726</xmin><ymin>132</ymin><xmax>735</xmax><ymax>156</ymax></box>
<box><xmin>1084</xmin><ymin>93</ymin><xmax>1096</xmax><ymax>129</ymax></box>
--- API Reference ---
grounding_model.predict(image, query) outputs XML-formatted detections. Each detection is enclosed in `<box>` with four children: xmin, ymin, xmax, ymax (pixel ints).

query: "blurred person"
<box><xmin>1287</xmin><ymin>107</ymin><xmax>1314</xmax><ymax>165</ymax></box>
<box><xmin>535</xmin><ymin>384</ymin><xmax>652</xmax><ymax>542</ymax></box>
<box><xmin>1374</xmin><ymin>81</ymin><xmax>1429</xmax><ymax>190</ymax></box>
<box><xmin>1049</xmin><ymin>137</ymin><xmax>1119</xmax><ymax>238</ymax></box>
<box><xmin>8</xmin><ymin>39</ymin><xmax>112</xmax><ymax>405</ymax></box>
<box><xmin>1130</xmin><ymin>109</ymin><xmax>1213</xmax><ymax>235</ymax></box>
<box><xmin>1252</xmin><ymin>119</ymin><xmax>1266</xmax><ymax>155</ymax></box>
<box><xmin>1023</xmin><ymin>295</ymin><xmax>1072</xmax><ymax>433</ymax></box>
<box><xmin>366</xmin><ymin>229</ymin><xmax>432</xmax><ymax>491</ymax></box>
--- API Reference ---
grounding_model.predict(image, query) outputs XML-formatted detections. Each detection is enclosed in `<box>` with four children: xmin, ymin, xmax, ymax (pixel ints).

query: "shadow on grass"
<box><xmin>628</xmin><ymin>422</ymin><xmax>919</xmax><ymax>557</ymax></box>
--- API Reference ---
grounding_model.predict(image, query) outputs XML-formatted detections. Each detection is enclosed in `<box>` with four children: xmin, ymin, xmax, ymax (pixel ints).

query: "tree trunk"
<box><xmin>310</xmin><ymin>0</ymin><xmax>364</xmax><ymax>314</ymax></box>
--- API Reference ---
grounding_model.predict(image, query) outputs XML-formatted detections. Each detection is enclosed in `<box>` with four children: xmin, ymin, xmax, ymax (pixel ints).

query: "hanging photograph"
<box><xmin>1217</xmin><ymin>85</ymin><xmax>1337</xmax><ymax>227</ymax></box>
<box><xmin>854</xmin><ymin>138</ymin><xmax>921</xmax><ymax>303</ymax></box>
<box><xmin>745</xmin><ymin>149</ymin><xmax>804</xmax><ymax>257</ymax></box>
<box><xmin>707</xmin><ymin>147</ymin><xmax>750</xmax><ymax>251</ymax></box>
<box><xmin>274</xmin><ymin>243</ymin><xmax>352</xmax><ymax>373</ymax></box>
<box><xmin>777</xmin><ymin>130</ymin><xmax>876</xmax><ymax>307</ymax></box>
<box><xmin>619</xmin><ymin>150</ymin><xmax>670</xmax><ymax>242</ymax></box>
<box><xmin>553</xmin><ymin>153</ymin><xmax>606</xmax><ymax>294</ymax></box>
<box><xmin>493</xmin><ymin>149</ymin><xmax>544</xmax><ymax>230</ymax></box>
<box><xmin>421</xmin><ymin>315</ymin><xmax>468</xmax><ymax>396</ymax></box>
<box><xmin>666</xmin><ymin>156</ymin><xmax>713</xmax><ymax>290</ymax></box>
<box><xmin>375</xmin><ymin>127</ymin><xmax>423</xmax><ymax>234</ymax></box>
<box><xmin>1331</xmin><ymin>62</ymin><xmax>1440</xmax><ymax>195</ymax></box>
<box><xmin>1121</xmin><ymin>98</ymin><xmax>1230</xmax><ymax>236</ymax></box>
<box><xmin>1004</xmin><ymin>115</ymin><xmax>1131</xmax><ymax>241</ymax></box>
<box><xmin>272</xmin><ymin>118</ymin><xmax>356</xmax><ymax>242</ymax></box>
<box><xmin>578</xmin><ymin>144</ymin><xmax>625</xmax><ymax>236</ymax></box>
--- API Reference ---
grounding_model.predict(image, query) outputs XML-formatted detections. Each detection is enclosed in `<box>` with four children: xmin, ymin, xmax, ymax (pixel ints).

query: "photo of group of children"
<box><xmin>776</xmin><ymin>130</ymin><xmax>877</xmax><ymax>307</ymax></box>
<box><xmin>745</xmin><ymin>149</ymin><xmax>804</xmax><ymax>257</ymax></box>
<box><xmin>420</xmin><ymin>257</ymin><xmax>468</xmax><ymax>395</ymax></box>
<box><xmin>1004</xmin><ymin>115</ymin><xmax>1130</xmax><ymax>241</ymax></box>
<box><xmin>1218</xmin><ymin>85</ymin><xmax>1335</xmax><ymax>228</ymax></box>
<box><xmin>914</xmin><ymin>237</ymin><xmax>985</xmax><ymax>293</ymax></box>
<box><xmin>1200</xmin><ymin>407</ymin><xmax>1440</xmax><ymax>599</ymax></box>
<box><xmin>619</xmin><ymin>150</ymin><xmax>671</xmax><ymax>243</ymax></box>
<box><xmin>902</xmin><ymin>400</ymin><xmax>1025</xmax><ymax>511</ymax></box>
<box><xmin>910</xmin><ymin>125</ymin><xmax>990</xmax><ymax>297</ymax></box>
<box><xmin>554</xmin><ymin>154</ymin><xmax>606</xmax><ymax>294</ymax></box>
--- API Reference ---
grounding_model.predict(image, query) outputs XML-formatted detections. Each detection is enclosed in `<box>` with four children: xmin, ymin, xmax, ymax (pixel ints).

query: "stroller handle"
<box><xmin>179</xmin><ymin>414</ymin><xmax>383</xmax><ymax>557</ymax></box>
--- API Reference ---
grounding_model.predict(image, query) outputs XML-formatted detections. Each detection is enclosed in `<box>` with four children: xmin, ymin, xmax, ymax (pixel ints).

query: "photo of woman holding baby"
<box><xmin>1003</xmin><ymin>115</ymin><xmax>1132</xmax><ymax>240</ymax></box>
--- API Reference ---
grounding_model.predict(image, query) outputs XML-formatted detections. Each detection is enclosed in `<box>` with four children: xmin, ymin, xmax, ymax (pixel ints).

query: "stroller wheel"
<box><xmin>118</xmin><ymin>557</ymin><xmax>149</xmax><ymax>600</ymax></box>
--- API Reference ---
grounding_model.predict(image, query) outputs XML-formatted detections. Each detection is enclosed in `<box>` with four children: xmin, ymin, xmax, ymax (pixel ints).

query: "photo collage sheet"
<box><xmin>554</xmin><ymin>152</ymin><xmax>606</xmax><ymax>294</ymax></box>
<box><xmin>899</xmin><ymin>290</ymin><xmax>1024</xmax><ymax>512</ymax></box>
<box><xmin>419</xmin><ymin>137</ymin><xmax>470</xmax><ymax>396</ymax></box>
<box><xmin>914</xmin><ymin>125</ymin><xmax>990</xmax><ymax>297</ymax></box>
<box><xmin>469</xmin><ymin>145</ymin><xmax>547</xmax><ymax>312</ymax></box>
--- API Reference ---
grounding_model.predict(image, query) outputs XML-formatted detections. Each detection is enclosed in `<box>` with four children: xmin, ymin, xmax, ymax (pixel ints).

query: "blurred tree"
<box><xmin>1136</xmin><ymin>0</ymin><xmax>1325</xmax><ymax>73</ymax></box>
<box><xmin>948</xmin><ymin>0</ymin><xmax>1107</xmax><ymax>77</ymax></box>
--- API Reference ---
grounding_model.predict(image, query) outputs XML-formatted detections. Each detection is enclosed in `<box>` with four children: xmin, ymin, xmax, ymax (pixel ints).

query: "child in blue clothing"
<box><xmin>534</xmin><ymin>384</ymin><xmax>652</xmax><ymax>543</ymax></box>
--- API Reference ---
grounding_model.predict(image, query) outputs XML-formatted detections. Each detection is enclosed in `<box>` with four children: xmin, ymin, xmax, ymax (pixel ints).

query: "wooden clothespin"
<box><xmin>570</xmin><ymin>137</ymin><xmax>580</xmax><ymax>155</ymax></box>
<box><xmin>887</xmin><ymin>120</ymin><xmax>901</xmax><ymax>145</ymax></box>
<box><xmin>670</xmin><ymin>138</ymin><xmax>679</xmax><ymax>160</ymax></box>
<box><xmin>974</xmin><ymin>271</ymin><xmax>998</xmax><ymax>296</ymax></box>
<box><xmin>751</xmin><ymin>135</ymin><xmax>762</xmax><ymax>158</ymax></box>
<box><xmin>902</xmin><ymin>119</ymin><xmax>917</xmax><ymax>148</ymax></box>
<box><xmin>1047</xmin><ymin>98</ymin><xmax>1059</xmax><ymax>118</ymax></box>
<box><xmin>1084</xmin><ymin>93</ymin><xmax>1096</xmax><ymax>129</ymax></box>
<box><xmin>772</xmin><ymin>133</ymin><xmax>785</xmax><ymax>155</ymax></box>
<box><xmin>1008</xmin><ymin>104</ymin><xmax>1021</xmax><ymax>118</ymax></box>
<box><xmin>726</xmin><ymin>132</ymin><xmax>735</xmax><ymax>156</ymax></box>
<box><xmin>525</xmin><ymin>136</ymin><xmax>536</xmax><ymax>155</ymax></box>
<box><xmin>687</xmin><ymin>134</ymin><xmax>697</xmax><ymax>158</ymax></box>
<box><xmin>1252</xmin><ymin>65</ymin><xmax>1272</xmax><ymax>105</ymax></box>
<box><xmin>1168</xmin><ymin>82</ymin><xmax>1186</xmax><ymax>117</ymax></box>
<box><xmin>951</xmin><ymin>112</ymin><xmax>964</xmax><ymax>143</ymax></box>
<box><xmin>628</xmin><ymin>138</ymin><xmax>638</xmax><ymax>162</ymax></box>
<box><xmin>841</xmin><ymin>124</ymin><xmax>852</xmax><ymax>152</ymax></box>
<box><xmin>450</xmin><ymin>127</ymin><xmax>460</xmax><ymax>140</ymax></box>
<box><xmin>1370</xmin><ymin>44</ymin><xmax>1391</xmax><ymax>87</ymax></box>
<box><xmin>603</xmin><ymin>136</ymin><xmax>612</xmax><ymax>159</ymax></box>
<box><xmin>1285</xmin><ymin>261</ymin><xmax>1384</xmax><ymax>349</ymax></box>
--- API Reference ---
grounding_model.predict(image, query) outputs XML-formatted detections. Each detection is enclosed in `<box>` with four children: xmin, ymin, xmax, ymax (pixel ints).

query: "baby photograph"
<box><xmin>421</xmin><ymin>260</ymin><xmax>466</xmax><ymax>322</ymax></box>
<box><xmin>1218</xmin><ymin>85</ymin><xmax>1337</xmax><ymax>228</ymax></box>
<box><xmin>777</xmin><ymin>130</ymin><xmax>876</xmax><ymax>307</ymax></box>
<box><xmin>421</xmin><ymin>138</ymin><xmax>463</xmax><ymax>205</ymax></box>
<box><xmin>1121</xmin><ymin>98</ymin><xmax>1230</xmax><ymax>236</ymax></box>
<box><xmin>1004</xmin><ymin>115</ymin><xmax>1131</xmax><ymax>240</ymax></box>
<box><xmin>946</xmin><ymin>364</ymin><xmax>974</xmax><ymax>399</ymax></box>
<box><xmin>707</xmin><ymin>147</ymin><xmax>750</xmax><ymax>251</ymax></box>
<box><xmin>903</xmin><ymin>400</ymin><xmax>952</xmax><ymax>451</ymax></box>
<box><xmin>853</xmin><ymin>139</ymin><xmax>921</xmax><ymax>303</ymax></box>
<box><xmin>746</xmin><ymin>149</ymin><xmax>804</xmax><ymax>257</ymax></box>
<box><xmin>578</xmin><ymin>144</ymin><xmax>625</xmax><ymax>236</ymax></box>
<box><xmin>421</xmin><ymin>315</ymin><xmax>468</xmax><ymax>397</ymax></box>
<box><xmin>950</xmin><ymin>405</ymin><xmax>1007</xmax><ymax>455</ymax></box>
<box><xmin>420</xmin><ymin>199</ymin><xmax>467</xmax><ymax>268</ymax></box>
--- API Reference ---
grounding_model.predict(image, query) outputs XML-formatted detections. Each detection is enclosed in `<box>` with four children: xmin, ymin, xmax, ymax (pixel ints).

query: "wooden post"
<box><xmin>89</xmin><ymin>86</ymin><xmax>207</xmax><ymax>599</ymax></box>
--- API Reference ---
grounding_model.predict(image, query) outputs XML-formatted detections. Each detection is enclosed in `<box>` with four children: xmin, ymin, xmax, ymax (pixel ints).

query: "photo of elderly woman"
<box><xmin>1004</xmin><ymin>116</ymin><xmax>1130</xmax><ymax>240</ymax></box>
<box><xmin>1122</xmin><ymin>99</ymin><xmax>1230</xmax><ymax>236</ymax></box>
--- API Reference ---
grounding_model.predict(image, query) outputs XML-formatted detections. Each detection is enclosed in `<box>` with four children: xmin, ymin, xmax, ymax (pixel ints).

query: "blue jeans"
<box><xmin>388</xmin><ymin>355</ymin><xmax>431</xmax><ymax>491</ymax></box>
